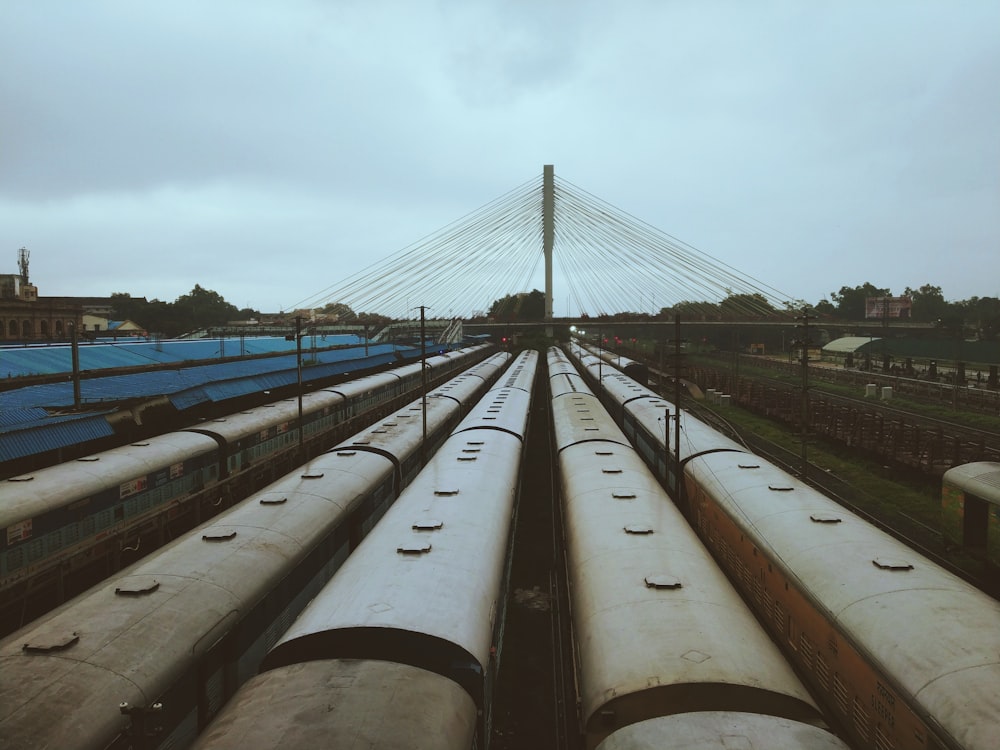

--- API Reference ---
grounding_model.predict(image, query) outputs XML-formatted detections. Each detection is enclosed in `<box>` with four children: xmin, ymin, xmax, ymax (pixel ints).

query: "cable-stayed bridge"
<box><xmin>288</xmin><ymin>165</ymin><xmax>804</xmax><ymax>323</ymax></box>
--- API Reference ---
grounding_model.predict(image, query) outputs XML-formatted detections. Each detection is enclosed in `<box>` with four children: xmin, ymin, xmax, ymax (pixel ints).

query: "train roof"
<box><xmin>686</xmin><ymin>450</ymin><xmax>1000</xmax><ymax>750</ymax></box>
<box><xmin>942</xmin><ymin>462</ymin><xmax>1000</xmax><ymax>506</ymax></box>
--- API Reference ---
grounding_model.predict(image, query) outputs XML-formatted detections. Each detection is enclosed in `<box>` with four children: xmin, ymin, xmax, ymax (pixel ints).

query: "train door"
<box><xmin>963</xmin><ymin>493</ymin><xmax>988</xmax><ymax>549</ymax></box>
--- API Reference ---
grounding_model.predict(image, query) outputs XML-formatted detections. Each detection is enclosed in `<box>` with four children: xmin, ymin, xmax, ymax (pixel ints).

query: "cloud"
<box><xmin>1</xmin><ymin>1</ymin><xmax>998</xmax><ymax>313</ymax></box>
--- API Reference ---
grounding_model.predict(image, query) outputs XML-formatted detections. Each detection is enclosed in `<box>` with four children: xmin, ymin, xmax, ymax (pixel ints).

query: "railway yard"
<box><xmin>1</xmin><ymin>340</ymin><xmax>999</xmax><ymax>749</ymax></box>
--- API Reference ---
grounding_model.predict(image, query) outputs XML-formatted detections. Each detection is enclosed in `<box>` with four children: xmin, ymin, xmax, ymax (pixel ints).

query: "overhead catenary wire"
<box><xmin>284</xmin><ymin>170</ymin><xmax>801</xmax><ymax>319</ymax></box>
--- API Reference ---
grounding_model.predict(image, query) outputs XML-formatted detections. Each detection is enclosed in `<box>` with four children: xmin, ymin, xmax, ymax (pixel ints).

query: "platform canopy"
<box><xmin>822</xmin><ymin>336</ymin><xmax>882</xmax><ymax>354</ymax></box>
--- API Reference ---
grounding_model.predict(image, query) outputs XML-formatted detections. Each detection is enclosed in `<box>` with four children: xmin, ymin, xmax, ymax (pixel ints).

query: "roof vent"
<box><xmin>203</xmin><ymin>530</ymin><xmax>238</xmax><ymax>542</ymax></box>
<box><xmin>397</xmin><ymin>543</ymin><xmax>432</xmax><ymax>555</ymax></box>
<box><xmin>412</xmin><ymin>520</ymin><xmax>443</xmax><ymax>531</ymax></box>
<box><xmin>873</xmin><ymin>557</ymin><xmax>913</xmax><ymax>571</ymax></box>
<box><xmin>115</xmin><ymin>578</ymin><xmax>160</xmax><ymax>596</ymax></box>
<box><xmin>22</xmin><ymin>632</ymin><xmax>80</xmax><ymax>654</ymax></box>
<box><xmin>624</xmin><ymin>525</ymin><xmax>654</xmax><ymax>535</ymax></box>
<box><xmin>645</xmin><ymin>575</ymin><xmax>682</xmax><ymax>590</ymax></box>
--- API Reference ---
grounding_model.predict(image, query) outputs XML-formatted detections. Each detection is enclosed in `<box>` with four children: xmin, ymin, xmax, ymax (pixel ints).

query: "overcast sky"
<box><xmin>2</xmin><ymin>1</ymin><xmax>998</xmax><ymax>316</ymax></box>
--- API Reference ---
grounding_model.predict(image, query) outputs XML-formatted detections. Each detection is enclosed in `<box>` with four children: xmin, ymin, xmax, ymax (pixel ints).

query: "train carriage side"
<box><xmin>684</xmin><ymin>450</ymin><xmax>1000</xmax><ymax>750</ymax></box>
<box><xmin>548</xmin><ymin>348</ymin><xmax>846</xmax><ymax>750</ymax></box>
<box><xmin>0</xmin><ymin>347</ymin><xmax>494</xmax><ymax>637</ymax></box>
<box><xmin>192</xmin><ymin>350</ymin><xmax>539</xmax><ymax>750</ymax></box>
<box><xmin>0</xmin><ymin>430</ymin><xmax>222</xmax><ymax>631</ymax></box>
<box><xmin>0</xmin><ymin>355</ymin><xmax>510</xmax><ymax>750</ymax></box>
<box><xmin>941</xmin><ymin>461</ymin><xmax>1000</xmax><ymax>568</ymax></box>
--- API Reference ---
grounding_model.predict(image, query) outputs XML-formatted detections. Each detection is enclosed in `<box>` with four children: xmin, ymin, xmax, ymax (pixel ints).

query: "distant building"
<box><xmin>1</xmin><ymin>248</ymin><xmax>82</xmax><ymax>342</ymax></box>
<box><xmin>865</xmin><ymin>296</ymin><xmax>912</xmax><ymax>320</ymax></box>
<box><xmin>0</xmin><ymin>273</ymin><xmax>38</xmax><ymax>302</ymax></box>
<box><xmin>82</xmin><ymin>314</ymin><xmax>146</xmax><ymax>337</ymax></box>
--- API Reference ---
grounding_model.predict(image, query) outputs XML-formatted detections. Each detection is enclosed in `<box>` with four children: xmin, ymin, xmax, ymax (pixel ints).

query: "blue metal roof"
<box><xmin>0</xmin><ymin>335</ymin><xmax>361</xmax><ymax>377</ymax></box>
<box><xmin>0</xmin><ymin>343</ymin><xmax>408</xmax><ymax>413</ymax></box>
<box><xmin>0</xmin><ymin>413</ymin><xmax>116</xmax><ymax>463</ymax></box>
<box><xmin>0</xmin><ymin>340</ymin><xmax>437</xmax><ymax>465</ymax></box>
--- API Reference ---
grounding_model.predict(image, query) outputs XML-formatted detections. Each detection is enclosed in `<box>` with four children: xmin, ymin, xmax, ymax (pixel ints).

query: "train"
<box><xmin>577</xmin><ymin>340</ymin><xmax>649</xmax><ymax>385</ymax></box>
<box><xmin>940</xmin><ymin>461</ymin><xmax>1000</xmax><ymax>570</ymax></box>
<box><xmin>0</xmin><ymin>343</ymin><xmax>492</xmax><ymax>633</ymax></box>
<box><xmin>191</xmin><ymin>350</ymin><xmax>539</xmax><ymax>750</ymax></box>
<box><xmin>548</xmin><ymin>347</ymin><xmax>848</xmax><ymax>750</ymax></box>
<box><xmin>566</xmin><ymin>342</ymin><xmax>1000</xmax><ymax>750</ymax></box>
<box><xmin>0</xmin><ymin>351</ymin><xmax>511</xmax><ymax>750</ymax></box>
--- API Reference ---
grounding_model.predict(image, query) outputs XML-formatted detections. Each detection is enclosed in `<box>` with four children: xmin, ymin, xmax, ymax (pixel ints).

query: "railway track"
<box><xmin>689</xmin><ymin>364</ymin><xmax>1000</xmax><ymax>470</ymax></box>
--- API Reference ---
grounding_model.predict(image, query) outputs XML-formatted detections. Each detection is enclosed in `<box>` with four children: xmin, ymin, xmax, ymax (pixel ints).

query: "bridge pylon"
<box><xmin>543</xmin><ymin>164</ymin><xmax>554</xmax><ymax>332</ymax></box>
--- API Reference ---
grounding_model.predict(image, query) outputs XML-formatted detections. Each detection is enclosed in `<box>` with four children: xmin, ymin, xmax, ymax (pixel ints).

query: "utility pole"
<box><xmin>71</xmin><ymin>322</ymin><xmax>81</xmax><ymax>408</ymax></box>
<box><xmin>794</xmin><ymin>308</ymin><xmax>814</xmax><ymax>480</ymax></box>
<box><xmin>286</xmin><ymin>316</ymin><xmax>305</xmax><ymax>459</ymax></box>
<box><xmin>673</xmin><ymin>314</ymin><xmax>682</xmax><ymax>494</ymax></box>
<box><xmin>296</xmin><ymin>316</ymin><xmax>304</xmax><ymax>458</ymax></box>
<box><xmin>418</xmin><ymin>306</ymin><xmax>428</xmax><ymax>460</ymax></box>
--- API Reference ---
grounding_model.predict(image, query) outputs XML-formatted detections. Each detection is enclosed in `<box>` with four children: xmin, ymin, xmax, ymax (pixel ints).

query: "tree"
<box><xmin>903</xmin><ymin>284</ymin><xmax>952</xmax><ymax>323</ymax></box>
<box><xmin>719</xmin><ymin>293</ymin><xmax>777</xmax><ymax>318</ymax></box>
<box><xmin>173</xmin><ymin>285</ymin><xmax>240</xmax><ymax>332</ymax></box>
<box><xmin>829</xmin><ymin>283</ymin><xmax>889</xmax><ymax>320</ymax></box>
<box><xmin>110</xmin><ymin>292</ymin><xmax>150</xmax><ymax>323</ymax></box>
<box><xmin>488</xmin><ymin>290</ymin><xmax>545</xmax><ymax>321</ymax></box>
<box><xmin>661</xmin><ymin>300</ymin><xmax>720</xmax><ymax>320</ymax></box>
<box><xmin>962</xmin><ymin>297</ymin><xmax>1000</xmax><ymax>341</ymax></box>
<box><xmin>320</xmin><ymin>302</ymin><xmax>357</xmax><ymax>322</ymax></box>
<box><xmin>812</xmin><ymin>298</ymin><xmax>836</xmax><ymax>317</ymax></box>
